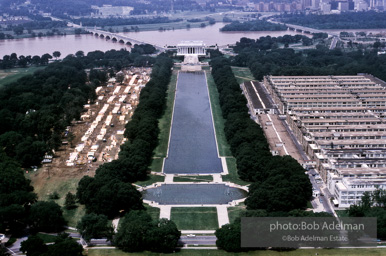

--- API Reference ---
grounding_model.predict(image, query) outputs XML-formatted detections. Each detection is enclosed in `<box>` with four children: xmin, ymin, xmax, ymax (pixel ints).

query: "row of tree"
<box><xmin>232</xmin><ymin>35</ymin><xmax>313</xmax><ymax>53</ymax></box>
<box><xmin>20</xmin><ymin>233</ymin><xmax>83</xmax><ymax>256</ymax></box>
<box><xmin>210</xmin><ymin>56</ymin><xmax>312</xmax><ymax>251</ymax></box>
<box><xmin>75</xmin><ymin>54</ymin><xmax>181</xmax><ymax>252</ymax></box>
<box><xmin>348</xmin><ymin>189</ymin><xmax>386</xmax><ymax>239</ymax></box>
<box><xmin>0</xmin><ymin>55</ymin><xmax>95</xmax><ymax>167</ymax></box>
<box><xmin>76</xmin><ymin>55</ymin><xmax>173</xmax><ymax>218</ymax></box>
<box><xmin>231</xmin><ymin>38</ymin><xmax>386</xmax><ymax>82</ymax></box>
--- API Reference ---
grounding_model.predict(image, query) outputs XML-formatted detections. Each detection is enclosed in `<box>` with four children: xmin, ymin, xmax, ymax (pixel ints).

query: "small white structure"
<box><xmin>177</xmin><ymin>41</ymin><xmax>206</xmax><ymax>56</ymax></box>
<box><xmin>177</xmin><ymin>41</ymin><xmax>206</xmax><ymax>69</ymax></box>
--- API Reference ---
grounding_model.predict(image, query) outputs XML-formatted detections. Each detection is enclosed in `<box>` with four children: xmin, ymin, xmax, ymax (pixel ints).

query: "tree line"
<box><xmin>220</xmin><ymin>20</ymin><xmax>287</xmax><ymax>32</ymax></box>
<box><xmin>232</xmin><ymin>35</ymin><xmax>313</xmax><ymax>53</ymax></box>
<box><xmin>76</xmin><ymin>54</ymin><xmax>181</xmax><ymax>252</ymax></box>
<box><xmin>348</xmin><ymin>189</ymin><xmax>386</xmax><ymax>239</ymax></box>
<box><xmin>210</xmin><ymin>56</ymin><xmax>313</xmax><ymax>251</ymax></box>
<box><xmin>231</xmin><ymin>37</ymin><xmax>386</xmax><ymax>82</ymax></box>
<box><xmin>0</xmin><ymin>50</ymin><xmax>180</xmax><ymax>254</ymax></box>
<box><xmin>1</xmin><ymin>53</ymin><xmax>56</xmax><ymax>68</ymax></box>
<box><xmin>0</xmin><ymin>48</ymin><xmax>159</xmax><ymax>166</ymax></box>
<box><xmin>277</xmin><ymin>11</ymin><xmax>386</xmax><ymax>29</ymax></box>
<box><xmin>0</xmin><ymin>150</ymin><xmax>82</xmax><ymax>255</ymax></box>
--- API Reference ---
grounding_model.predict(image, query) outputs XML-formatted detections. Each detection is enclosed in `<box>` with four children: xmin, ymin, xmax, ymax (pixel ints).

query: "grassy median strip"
<box><xmin>171</xmin><ymin>207</ymin><xmax>218</xmax><ymax>230</ymax></box>
<box><xmin>206</xmin><ymin>71</ymin><xmax>232</xmax><ymax>157</ymax></box>
<box><xmin>222</xmin><ymin>158</ymin><xmax>250</xmax><ymax>186</ymax></box>
<box><xmin>173</xmin><ymin>175</ymin><xmax>213</xmax><ymax>182</ymax></box>
<box><xmin>152</xmin><ymin>71</ymin><xmax>178</xmax><ymax>162</ymax></box>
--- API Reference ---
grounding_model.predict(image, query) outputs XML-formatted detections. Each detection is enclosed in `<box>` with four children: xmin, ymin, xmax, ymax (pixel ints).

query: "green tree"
<box><xmin>147</xmin><ymin>218</ymin><xmax>180</xmax><ymax>253</ymax></box>
<box><xmin>52</xmin><ymin>51</ymin><xmax>61</xmax><ymax>60</ymax></box>
<box><xmin>75</xmin><ymin>51</ymin><xmax>84</xmax><ymax>58</ymax></box>
<box><xmin>45</xmin><ymin>233</ymin><xmax>83</xmax><ymax>256</ymax></box>
<box><xmin>114</xmin><ymin>210</ymin><xmax>153</xmax><ymax>252</ymax></box>
<box><xmin>116</xmin><ymin>71</ymin><xmax>125</xmax><ymax>84</ymax></box>
<box><xmin>215</xmin><ymin>222</ymin><xmax>242</xmax><ymax>252</ymax></box>
<box><xmin>64</xmin><ymin>192</ymin><xmax>77</xmax><ymax>210</ymax></box>
<box><xmin>20</xmin><ymin>235</ymin><xmax>47</xmax><ymax>256</ymax></box>
<box><xmin>0</xmin><ymin>204</ymin><xmax>27</xmax><ymax>236</ymax></box>
<box><xmin>29</xmin><ymin>201</ymin><xmax>66</xmax><ymax>232</ymax></box>
<box><xmin>76</xmin><ymin>213</ymin><xmax>113</xmax><ymax>242</ymax></box>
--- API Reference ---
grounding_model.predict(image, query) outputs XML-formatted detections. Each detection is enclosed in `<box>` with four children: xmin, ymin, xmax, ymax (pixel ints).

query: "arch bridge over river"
<box><xmin>85</xmin><ymin>28</ymin><xmax>167</xmax><ymax>52</ymax></box>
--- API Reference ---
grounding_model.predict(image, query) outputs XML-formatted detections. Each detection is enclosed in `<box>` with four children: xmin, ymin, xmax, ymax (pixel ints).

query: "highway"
<box><xmin>267</xmin><ymin>18</ymin><xmax>340</xmax><ymax>37</ymax></box>
<box><xmin>329</xmin><ymin>36</ymin><xmax>339</xmax><ymax>50</ymax></box>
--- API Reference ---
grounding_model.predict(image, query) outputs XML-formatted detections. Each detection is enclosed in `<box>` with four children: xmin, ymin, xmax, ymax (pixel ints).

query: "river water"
<box><xmin>120</xmin><ymin>22</ymin><xmax>300</xmax><ymax>47</ymax></box>
<box><xmin>0</xmin><ymin>22</ymin><xmax>300</xmax><ymax>57</ymax></box>
<box><xmin>1</xmin><ymin>23</ymin><xmax>386</xmax><ymax>57</ymax></box>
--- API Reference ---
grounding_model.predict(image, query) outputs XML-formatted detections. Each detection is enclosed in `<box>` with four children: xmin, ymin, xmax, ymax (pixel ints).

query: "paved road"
<box><xmin>330</xmin><ymin>36</ymin><xmax>339</xmax><ymax>50</ymax></box>
<box><xmin>179</xmin><ymin>235</ymin><xmax>217</xmax><ymax>246</ymax></box>
<box><xmin>308</xmin><ymin>169</ymin><xmax>334</xmax><ymax>214</ymax></box>
<box><xmin>6</xmin><ymin>236</ymin><xmax>27</xmax><ymax>255</ymax></box>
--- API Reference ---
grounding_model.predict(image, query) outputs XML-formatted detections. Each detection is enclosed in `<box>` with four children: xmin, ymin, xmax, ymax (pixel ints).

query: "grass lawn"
<box><xmin>152</xmin><ymin>71</ymin><xmax>178</xmax><ymax>161</ymax></box>
<box><xmin>170</xmin><ymin>207</ymin><xmax>218</xmax><ymax>230</ymax></box>
<box><xmin>63</xmin><ymin>205</ymin><xmax>86</xmax><ymax>227</ymax></box>
<box><xmin>173</xmin><ymin>175</ymin><xmax>213</xmax><ymax>182</ymax></box>
<box><xmin>26</xmin><ymin>172</ymin><xmax>85</xmax><ymax>228</ymax></box>
<box><xmin>150</xmin><ymin>158</ymin><xmax>164</xmax><ymax>172</ymax></box>
<box><xmin>228</xmin><ymin>202</ymin><xmax>246</xmax><ymax>223</ymax></box>
<box><xmin>37</xmin><ymin>233</ymin><xmax>58</xmax><ymax>243</ymax></box>
<box><xmin>231</xmin><ymin>66</ymin><xmax>255</xmax><ymax>84</ymax></box>
<box><xmin>222</xmin><ymin>158</ymin><xmax>250</xmax><ymax>186</ymax></box>
<box><xmin>145</xmin><ymin>205</ymin><xmax>160</xmax><ymax>220</ymax></box>
<box><xmin>87</xmin><ymin>248</ymin><xmax>386</xmax><ymax>256</ymax></box>
<box><xmin>134</xmin><ymin>174</ymin><xmax>165</xmax><ymax>187</ymax></box>
<box><xmin>336</xmin><ymin>210</ymin><xmax>349</xmax><ymax>217</ymax></box>
<box><xmin>0</xmin><ymin>67</ymin><xmax>44</xmax><ymax>87</ymax></box>
<box><xmin>206</xmin><ymin>71</ymin><xmax>232</xmax><ymax>157</ymax></box>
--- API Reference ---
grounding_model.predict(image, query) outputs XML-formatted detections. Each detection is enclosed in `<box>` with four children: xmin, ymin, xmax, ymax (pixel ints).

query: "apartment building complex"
<box><xmin>264</xmin><ymin>75</ymin><xmax>386</xmax><ymax>208</ymax></box>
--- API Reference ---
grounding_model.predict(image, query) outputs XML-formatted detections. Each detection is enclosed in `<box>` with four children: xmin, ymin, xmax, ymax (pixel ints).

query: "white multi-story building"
<box><xmin>265</xmin><ymin>75</ymin><xmax>386</xmax><ymax>208</ymax></box>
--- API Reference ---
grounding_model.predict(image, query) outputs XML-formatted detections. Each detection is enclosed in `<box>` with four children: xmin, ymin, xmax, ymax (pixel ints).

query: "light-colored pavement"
<box><xmin>180</xmin><ymin>235</ymin><xmax>217</xmax><ymax>246</ymax></box>
<box><xmin>159</xmin><ymin>205</ymin><xmax>172</xmax><ymax>220</ymax></box>
<box><xmin>212</xmin><ymin>174</ymin><xmax>222</xmax><ymax>183</ymax></box>
<box><xmin>180</xmin><ymin>230</ymin><xmax>215</xmax><ymax>234</ymax></box>
<box><xmin>164</xmin><ymin>174</ymin><xmax>174</xmax><ymax>183</ymax></box>
<box><xmin>216</xmin><ymin>205</ymin><xmax>229</xmax><ymax>228</ymax></box>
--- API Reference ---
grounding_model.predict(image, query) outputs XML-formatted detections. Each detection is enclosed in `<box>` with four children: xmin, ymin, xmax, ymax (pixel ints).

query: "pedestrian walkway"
<box><xmin>160</xmin><ymin>205</ymin><xmax>171</xmax><ymax>219</ymax></box>
<box><xmin>164</xmin><ymin>174</ymin><xmax>174</xmax><ymax>183</ymax></box>
<box><xmin>212</xmin><ymin>174</ymin><xmax>222</xmax><ymax>183</ymax></box>
<box><xmin>216</xmin><ymin>205</ymin><xmax>229</xmax><ymax>228</ymax></box>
